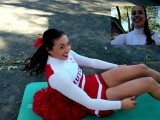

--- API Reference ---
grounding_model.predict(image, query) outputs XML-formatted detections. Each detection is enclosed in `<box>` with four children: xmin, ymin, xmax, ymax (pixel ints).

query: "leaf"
<box><xmin>7</xmin><ymin>66</ymin><xmax>18</xmax><ymax>70</ymax></box>
<box><xmin>0</xmin><ymin>66</ymin><xmax>5</xmax><ymax>70</ymax></box>
<box><xmin>13</xmin><ymin>60</ymin><xmax>24</xmax><ymax>64</ymax></box>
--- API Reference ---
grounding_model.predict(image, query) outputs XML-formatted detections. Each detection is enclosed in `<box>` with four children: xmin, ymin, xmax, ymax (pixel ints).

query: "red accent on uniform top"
<box><xmin>45</xmin><ymin>64</ymin><xmax>54</xmax><ymax>81</ymax></box>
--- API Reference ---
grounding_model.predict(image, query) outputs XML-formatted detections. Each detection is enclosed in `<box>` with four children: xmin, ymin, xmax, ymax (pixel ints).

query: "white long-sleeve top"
<box><xmin>46</xmin><ymin>50</ymin><xmax>121</xmax><ymax>111</ymax></box>
<box><xmin>111</xmin><ymin>28</ymin><xmax>160</xmax><ymax>45</ymax></box>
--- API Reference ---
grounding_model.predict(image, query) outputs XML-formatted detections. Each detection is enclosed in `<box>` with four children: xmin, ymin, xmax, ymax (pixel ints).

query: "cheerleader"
<box><xmin>24</xmin><ymin>28</ymin><xmax>160</xmax><ymax>120</ymax></box>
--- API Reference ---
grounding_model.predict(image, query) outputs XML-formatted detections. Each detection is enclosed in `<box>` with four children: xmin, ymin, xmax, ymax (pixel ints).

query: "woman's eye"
<box><xmin>138</xmin><ymin>11</ymin><xmax>143</xmax><ymax>15</ymax></box>
<box><xmin>132</xmin><ymin>11</ymin><xmax>136</xmax><ymax>16</ymax></box>
<box><xmin>67</xmin><ymin>42</ymin><xmax>71</xmax><ymax>46</ymax></box>
<box><xmin>60</xmin><ymin>46</ymin><xmax>64</xmax><ymax>49</ymax></box>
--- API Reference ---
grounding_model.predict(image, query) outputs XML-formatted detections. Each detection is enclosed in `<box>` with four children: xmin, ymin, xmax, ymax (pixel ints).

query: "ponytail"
<box><xmin>23</xmin><ymin>45</ymin><xmax>48</xmax><ymax>76</ymax></box>
<box><xmin>143</xmin><ymin>19</ymin><xmax>155</xmax><ymax>45</ymax></box>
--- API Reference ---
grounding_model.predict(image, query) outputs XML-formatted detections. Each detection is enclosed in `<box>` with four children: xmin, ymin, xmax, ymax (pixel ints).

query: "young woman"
<box><xmin>24</xmin><ymin>28</ymin><xmax>160</xmax><ymax>120</ymax></box>
<box><xmin>111</xmin><ymin>6</ymin><xmax>160</xmax><ymax>45</ymax></box>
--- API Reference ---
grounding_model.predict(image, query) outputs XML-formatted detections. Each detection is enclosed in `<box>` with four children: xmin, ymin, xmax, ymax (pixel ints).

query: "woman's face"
<box><xmin>131</xmin><ymin>6</ymin><xmax>146</xmax><ymax>29</ymax></box>
<box><xmin>48</xmin><ymin>35</ymin><xmax>71</xmax><ymax>60</ymax></box>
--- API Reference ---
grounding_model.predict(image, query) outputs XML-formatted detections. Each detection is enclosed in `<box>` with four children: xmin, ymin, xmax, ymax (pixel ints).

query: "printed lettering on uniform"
<box><xmin>69</xmin><ymin>57</ymin><xmax>75</xmax><ymax>63</ymax></box>
<box><xmin>73</xmin><ymin>67</ymin><xmax>82</xmax><ymax>85</ymax></box>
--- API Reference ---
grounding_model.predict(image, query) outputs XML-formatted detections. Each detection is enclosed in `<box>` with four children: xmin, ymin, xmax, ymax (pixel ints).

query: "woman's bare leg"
<box><xmin>106</xmin><ymin>77</ymin><xmax>160</xmax><ymax>100</ymax></box>
<box><xmin>146</xmin><ymin>67</ymin><xmax>160</xmax><ymax>82</ymax></box>
<box><xmin>101</xmin><ymin>64</ymin><xmax>160</xmax><ymax>87</ymax></box>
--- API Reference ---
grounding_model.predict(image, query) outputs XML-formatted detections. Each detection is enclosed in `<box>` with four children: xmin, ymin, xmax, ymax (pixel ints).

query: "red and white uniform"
<box><xmin>45</xmin><ymin>50</ymin><xmax>121</xmax><ymax>116</ymax></box>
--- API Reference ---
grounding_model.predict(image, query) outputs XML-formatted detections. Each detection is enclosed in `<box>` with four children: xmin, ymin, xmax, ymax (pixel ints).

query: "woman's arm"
<box><xmin>152</xmin><ymin>33</ymin><xmax>160</xmax><ymax>45</ymax></box>
<box><xmin>49</xmin><ymin>74</ymin><xmax>121</xmax><ymax>111</ymax></box>
<box><xmin>111</xmin><ymin>34</ymin><xmax>126</xmax><ymax>45</ymax></box>
<box><xmin>70</xmin><ymin>50</ymin><xmax>118</xmax><ymax>69</ymax></box>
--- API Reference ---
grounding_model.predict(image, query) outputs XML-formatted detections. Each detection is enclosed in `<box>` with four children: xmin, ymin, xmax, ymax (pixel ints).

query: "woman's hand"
<box><xmin>121</xmin><ymin>96</ymin><xmax>137</xmax><ymax>110</ymax></box>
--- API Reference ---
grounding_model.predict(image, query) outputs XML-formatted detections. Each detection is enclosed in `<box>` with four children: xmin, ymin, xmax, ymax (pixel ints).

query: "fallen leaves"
<box><xmin>7</xmin><ymin>66</ymin><xmax>18</xmax><ymax>70</ymax></box>
<box><xmin>0</xmin><ymin>55</ymin><xmax>24</xmax><ymax>71</ymax></box>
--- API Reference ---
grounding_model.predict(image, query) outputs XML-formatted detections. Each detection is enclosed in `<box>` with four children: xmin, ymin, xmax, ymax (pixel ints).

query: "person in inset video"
<box><xmin>111</xmin><ymin>6</ymin><xmax>160</xmax><ymax>45</ymax></box>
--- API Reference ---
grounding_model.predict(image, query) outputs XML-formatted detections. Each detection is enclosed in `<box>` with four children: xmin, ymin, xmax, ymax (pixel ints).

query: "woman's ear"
<box><xmin>46</xmin><ymin>47</ymin><xmax>51</xmax><ymax>55</ymax></box>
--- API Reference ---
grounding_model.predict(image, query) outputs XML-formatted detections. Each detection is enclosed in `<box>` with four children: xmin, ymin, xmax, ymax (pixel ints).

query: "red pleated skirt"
<box><xmin>33</xmin><ymin>86</ymin><xmax>88</xmax><ymax>120</ymax></box>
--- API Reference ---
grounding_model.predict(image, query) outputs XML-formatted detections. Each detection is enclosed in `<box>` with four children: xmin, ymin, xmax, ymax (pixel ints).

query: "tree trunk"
<box><xmin>126</xmin><ymin>7</ymin><xmax>130</xmax><ymax>31</ymax></box>
<box><xmin>116</xmin><ymin>6</ymin><xmax>121</xmax><ymax>24</ymax></box>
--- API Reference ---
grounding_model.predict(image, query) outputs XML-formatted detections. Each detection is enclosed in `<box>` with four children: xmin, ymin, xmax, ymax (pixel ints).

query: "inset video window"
<box><xmin>111</xmin><ymin>6</ymin><xmax>160</xmax><ymax>45</ymax></box>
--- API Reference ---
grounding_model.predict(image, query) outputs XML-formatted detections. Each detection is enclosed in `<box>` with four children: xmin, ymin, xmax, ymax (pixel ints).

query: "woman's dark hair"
<box><xmin>131</xmin><ymin>6</ymin><xmax>155</xmax><ymax>45</ymax></box>
<box><xmin>23</xmin><ymin>28</ymin><xmax>64</xmax><ymax>76</ymax></box>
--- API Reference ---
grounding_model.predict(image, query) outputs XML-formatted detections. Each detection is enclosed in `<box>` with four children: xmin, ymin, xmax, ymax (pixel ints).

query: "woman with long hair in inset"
<box><xmin>111</xmin><ymin>6</ymin><xmax>160</xmax><ymax>45</ymax></box>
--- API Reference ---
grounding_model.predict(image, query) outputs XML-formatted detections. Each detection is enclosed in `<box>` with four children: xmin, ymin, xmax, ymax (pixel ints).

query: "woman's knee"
<box><xmin>136</xmin><ymin>64</ymin><xmax>149</xmax><ymax>74</ymax></box>
<box><xmin>145</xmin><ymin>77</ymin><xmax>156</xmax><ymax>86</ymax></box>
<box><xmin>145</xmin><ymin>77</ymin><xmax>160</xmax><ymax>99</ymax></box>
<box><xmin>138</xmin><ymin>64</ymin><xmax>148</xmax><ymax>70</ymax></box>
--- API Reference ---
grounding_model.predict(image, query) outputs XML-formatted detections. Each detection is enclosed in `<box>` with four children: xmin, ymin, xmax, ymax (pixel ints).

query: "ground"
<box><xmin>0</xmin><ymin>0</ymin><xmax>160</xmax><ymax>120</ymax></box>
